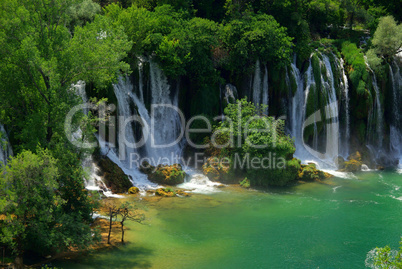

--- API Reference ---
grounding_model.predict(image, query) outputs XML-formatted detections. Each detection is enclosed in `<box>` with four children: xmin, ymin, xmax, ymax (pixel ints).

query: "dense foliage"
<box><xmin>210</xmin><ymin>98</ymin><xmax>299</xmax><ymax>186</ymax></box>
<box><xmin>0</xmin><ymin>0</ymin><xmax>401</xmax><ymax>266</ymax></box>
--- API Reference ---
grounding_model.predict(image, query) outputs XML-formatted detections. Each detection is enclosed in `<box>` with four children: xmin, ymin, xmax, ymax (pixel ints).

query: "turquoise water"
<box><xmin>55</xmin><ymin>170</ymin><xmax>402</xmax><ymax>268</ymax></box>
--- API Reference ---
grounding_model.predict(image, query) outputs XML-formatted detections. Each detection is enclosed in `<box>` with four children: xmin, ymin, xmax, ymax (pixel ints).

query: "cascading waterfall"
<box><xmin>321</xmin><ymin>54</ymin><xmax>340</xmax><ymax>166</ymax></box>
<box><xmin>337</xmin><ymin>57</ymin><xmax>350</xmax><ymax>158</ymax></box>
<box><xmin>0</xmin><ymin>124</ymin><xmax>13</xmax><ymax>166</ymax></box>
<box><xmin>365</xmin><ymin>57</ymin><xmax>384</xmax><ymax>153</ymax></box>
<box><xmin>389</xmin><ymin>59</ymin><xmax>402</xmax><ymax>166</ymax></box>
<box><xmin>108</xmin><ymin>59</ymin><xmax>219</xmax><ymax>191</ymax></box>
<box><xmin>72</xmin><ymin>81</ymin><xmax>124</xmax><ymax>197</ymax></box>
<box><xmin>289</xmin><ymin>53</ymin><xmax>342</xmax><ymax>170</ymax></box>
<box><xmin>252</xmin><ymin>60</ymin><xmax>269</xmax><ymax>113</ymax></box>
<box><xmin>108</xmin><ymin>76</ymin><xmax>158</xmax><ymax>190</ymax></box>
<box><xmin>129</xmin><ymin>60</ymin><xmax>184</xmax><ymax>163</ymax></box>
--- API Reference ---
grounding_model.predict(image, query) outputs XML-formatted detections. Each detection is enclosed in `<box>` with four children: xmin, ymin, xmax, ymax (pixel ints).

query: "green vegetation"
<box><xmin>210</xmin><ymin>98</ymin><xmax>298</xmax><ymax>187</ymax></box>
<box><xmin>0</xmin><ymin>150</ymin><xmax>98</xmax><ymax>268</ymax></box>
<box><xmin>0</xmin><ymin>0</ymin><xmax>401</xmax><ymax>267</ymax></box>
<box><xmin>369</xmin><ymin>238</ymin><xmax>402</xmax><ymax>268</ymax></box>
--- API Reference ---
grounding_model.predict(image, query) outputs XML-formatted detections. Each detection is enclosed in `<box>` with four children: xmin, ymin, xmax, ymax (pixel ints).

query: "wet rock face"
<box><xmin>96</xmin><ymin>156</ymin><xmax>133</xmax><ymax>193</ymax></box>
<box><xmin>140</xmin><ymin>161</ymin><xmax>185</xmax><ymax>185</ymax></box>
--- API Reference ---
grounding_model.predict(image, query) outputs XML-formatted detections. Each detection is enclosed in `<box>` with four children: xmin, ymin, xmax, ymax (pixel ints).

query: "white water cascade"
<box><xmin>97</xmin><ymin>59</ymin><xmax>190</xmax><ymax>190</ymax></box>
<box><xmin>252</xmin><ymin>60</ymin><xmax>269</xmax><ymax>113</ymax></box>
<box><xmin>72</xmin><ymin>81</ymin><xmax>124</xmax><ymax>197</ymax></box>
<box><xmin>365</xmin><ymin>57</ymin><xmax>384</xmax><ymax>153</ymax></box>
<box><xmin>289</xmin><ymin>53</ymin><xmax>342</xmax><ymax>170</ymax></box>
<box><xmin>0</xmin><ymin>124</ymin><xmax>13</xmax><ymax>166</ymax></box>
<box><xmin>389</xmin><ymin>58</ymin><xmax>402</xmax><ymax>167</ymax></box>
<box><xmin>337</xmin><ymin>57</ymin><xmax>350</xmax><ymax>158</ymax></box>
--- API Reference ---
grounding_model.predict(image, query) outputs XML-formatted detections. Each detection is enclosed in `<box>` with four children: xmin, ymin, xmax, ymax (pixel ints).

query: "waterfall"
<box><xmin>252</xmin><ymin>60</ymin><xmax>269</xmax><ymax>113</ymax></box>
<box><xmin>128</xmin><ymin>60</ymin><xmax>184</xmax><ymax>163</ymax></box>
<box><xmin>222</xmin><ymin>83</ymin><xmax>238</xmax><ymax>105</ymax></box>
<box><xmin>365</xmin><ymin>57</ymin><xmax>384</xmax><ymax>153</ymax></box>
<box><xmin>389</xmin><ymin>59</ymin><xmax>402</xmax><ymax>165</ymax></box>
<box><xmin>0</xmin><ymin>124</ymin><xmax>13</xmax><ymax>166</ymax></box>
<box><xmin>290</xmin><ymin>52</ymin><xmax>341</xmax><ymax>170</ymax></box>
<box><xmin>337</xmin><ymin>57</ymin><xmax>350</xmax><ymax>157</ymax></box>
<box><xmin>72</xmin><ymin>81</ymin><xmax>125</xmax><ymax>196</ymax></box>
<box><xmin>97</xmin><ymin>59</ymin><xmax>186</xmax><ymax>190</ymax></box>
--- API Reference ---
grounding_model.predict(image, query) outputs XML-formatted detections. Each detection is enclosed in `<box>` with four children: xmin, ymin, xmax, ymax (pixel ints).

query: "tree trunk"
<box><xmin>121</xmin><ymin>221</ymin><xmax>124</xmax><ymax>244</ymax></box>
<box><xmin>108</xmin><ymin>210</ymin><xmax>113</xmax><ymax>244</ymax></box>
<box><xmin>14</xmin><ymin>254</ymin><xmax>24</xmax><ymax>269</ymax></box>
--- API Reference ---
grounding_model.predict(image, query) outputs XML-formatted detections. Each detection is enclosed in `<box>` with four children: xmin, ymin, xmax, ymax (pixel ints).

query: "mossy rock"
<box><xmin>155</xmin><ymin>188</ymin><xmax>176</xmax><ymax>197</ymax></box>
<box><xmin>338</xmin><ymin>152</ymin><xmax>363</xmax><ymax>172</ymax></box>
<box><xmin>298</xmin><ymin>164</ymin><xmax>332</xmax><ymax>181</ymax></box>
<box><xmin>340</xmin><ymin>159</ymin><xmax>362</xmax><ymax>172</ymax></box>
<box><xmin>202</xmin><ymin>157</ymin><xmax>232</xmax><ymax>183</ymax></box>
<box><xmin>128</xmin><ymin>187</ymin><xmax>139</xmax><ymax>194</ymax></box>
<box><xmin>96</xmin><ymin>157</ymin><xmax>132</xmax><ymax>193</ymax></box>
<box><xmin>176</xmin><ymin>189</ymin><xmax>191</xmax><ymax>197</ymax></box>
<box><xmin>141</xmin><ymin>161</ymin><xmax>185</xmax><ymax>185</ymax></box>
<box><xmin>149</xmin><ymin>164</ymin><xmax>185</xmax><ymax>185</ymax></box>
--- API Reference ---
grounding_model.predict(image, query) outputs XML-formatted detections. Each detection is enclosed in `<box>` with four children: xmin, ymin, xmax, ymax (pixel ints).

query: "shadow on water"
<box><xmin>52</xmin><ymin>244</ymin><xmax>154</xmax><ymax>269</ymax></box>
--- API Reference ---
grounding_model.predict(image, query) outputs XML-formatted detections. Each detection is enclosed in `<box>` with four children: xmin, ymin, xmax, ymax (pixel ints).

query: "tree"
<box><xmin>0</xmin><ymin>149</ymin><xmax>97</xmax><ymax>268</ymax></box>
<box><xmin>219</xmin><ymin>13</ymin><xmax>293</xmax><ymax>73</ymax></box>
<box><xmin>105</xmin><ymin>201</ymin><xmax>119</xmax><ymax>245</ymax></box>
<box><xmin>371</xmin><ymin>16</ymin><xmax>402</xmax><ymax>59</ymax></box>
<box><xmin>0</xmin><ymin>0</ymin><xmax>131</xmax><ymax>152</ymax></box>
<box><xmin>117</xmin><ymin>202</ymin><xmax>144</xmax><ymax>243</ymax></box>
<box><xmin>366</xmin><ymin>238</ymin><xmax>402</xmax><ymax>268</ymax></box>
<box><xmin>211</xmin><ymin>98</ymin><xmax>299</xmax><ymax>187</ymax></box>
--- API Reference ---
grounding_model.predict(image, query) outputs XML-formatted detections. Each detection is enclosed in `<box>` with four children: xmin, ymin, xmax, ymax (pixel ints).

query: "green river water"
<box><xmin>55</xmin><ymin>170</ymin><xmax>402</xmax><ymax>268</ymax></box>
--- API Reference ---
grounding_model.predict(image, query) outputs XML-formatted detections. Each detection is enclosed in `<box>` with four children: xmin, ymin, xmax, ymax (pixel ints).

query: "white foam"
<box><xmin>321</xmin><ymin>169</ymin><xmax>357</xmax><ymax>179</ymax></box>
<box><xmin>178</xmin><ymin>170</ymin><xmax>223</xmax><ymax>194</ymax></box>
<box><xmin>361</xmin><ymin>164</ymin><xmax>372</xmax><ymax>171</ymax></box>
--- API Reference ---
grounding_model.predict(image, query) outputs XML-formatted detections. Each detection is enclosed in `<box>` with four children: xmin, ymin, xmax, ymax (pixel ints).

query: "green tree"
<box><xmin>212</xmin><ymin>98</ymin><xmax>299</xmax><ymax>186</ymax></box>
<box><xmin>220</xmin><ymin>13</ymin><xmax>293</xmax><ymax>73</ymax></box>
<box><xmin>367</xmin><ymin>238</ymin><xmax>402</xmax><ymax>268</ymax></box>
<box><xmin>370</xmin><ymin>16</ymin><xmax>402</xmax><ymax>59</ymax></box>
<box><xmin>0</xmin><ymin>0</ymin><xmax>131</xmax><ymax>152</ymax></box>
<box><xmin>0</xmin><ymin>150</ymin><xmax>97</xmax><ymax>269</ymax></box>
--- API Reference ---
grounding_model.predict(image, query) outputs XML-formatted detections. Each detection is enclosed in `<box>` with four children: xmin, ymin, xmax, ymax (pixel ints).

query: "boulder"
<box><xmin>202</xmin><ymin>157</ymin><xmax>232</xmax><ymax>183</ymax></box>
<box><xmin>339</xmin><ymin>152</ymin><xmax>363</xmax><ymax>172</ymax></box>
<box><xmin>298</xmin><ymin>164</ymin><xmax>332</xmax><ymax>181</ymax></box>
<box><xmin>96</xmin><ymin>157</ymin><xmax>132</xmax><ymax>193</ymax></box>
<box><xmin>155</xmin><ymin>188</ymin><xmax>176</xmax><ymax>197</ymax></box>
<box><xmin>141</xmin><ymin>161</ymin><xmax>185</xmax><ymax>185</ymax></box>
<box><xmin>128</xmin><ymin>187</ymin><xmax>140</xmax><ymax>194</ymax></box>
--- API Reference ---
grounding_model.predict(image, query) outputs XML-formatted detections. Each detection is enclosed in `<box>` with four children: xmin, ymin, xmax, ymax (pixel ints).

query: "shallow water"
<box><xmin>55</xmin><ymin>170</ymin><xmax>402</xmax><ymax>268</ymax></box>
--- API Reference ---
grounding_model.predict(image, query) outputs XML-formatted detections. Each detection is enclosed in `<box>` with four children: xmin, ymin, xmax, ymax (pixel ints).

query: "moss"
<box><xmin>239</xmin><ymin>178</ymin><xmax>250</xmax><ymax>188</ymax></box>
<box><xmin>202</xmin><ymin>157</ymin><xmax>232</xmax><ymax>183</ymax></box>
<box><xmin>155</xmin><ymin>188</ymin><xmax>176</xmax><ymax>197</ymax></box>
<box><xmin>147</xmin><ymin>164</ymin><xmax>185</xmax><ymax>185</ymax></box>
<box><xmin>95</xmin><ymin>156</ymin><xmax>133</xmax><ymax>194</ymax></box>
<box><xmin>298</xmin><ymin>164</ymin><xmax>332</xmax><ymax>181</ymax></box>
<box><xmin>128</xmin><ymin>187</ymin><xmax>139</xmax><ymax>194</ymax></box>
<box><xmin>339</xmin><ymin>152</ymin><xmax>363</xmax><ymax>172</ymax></box>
